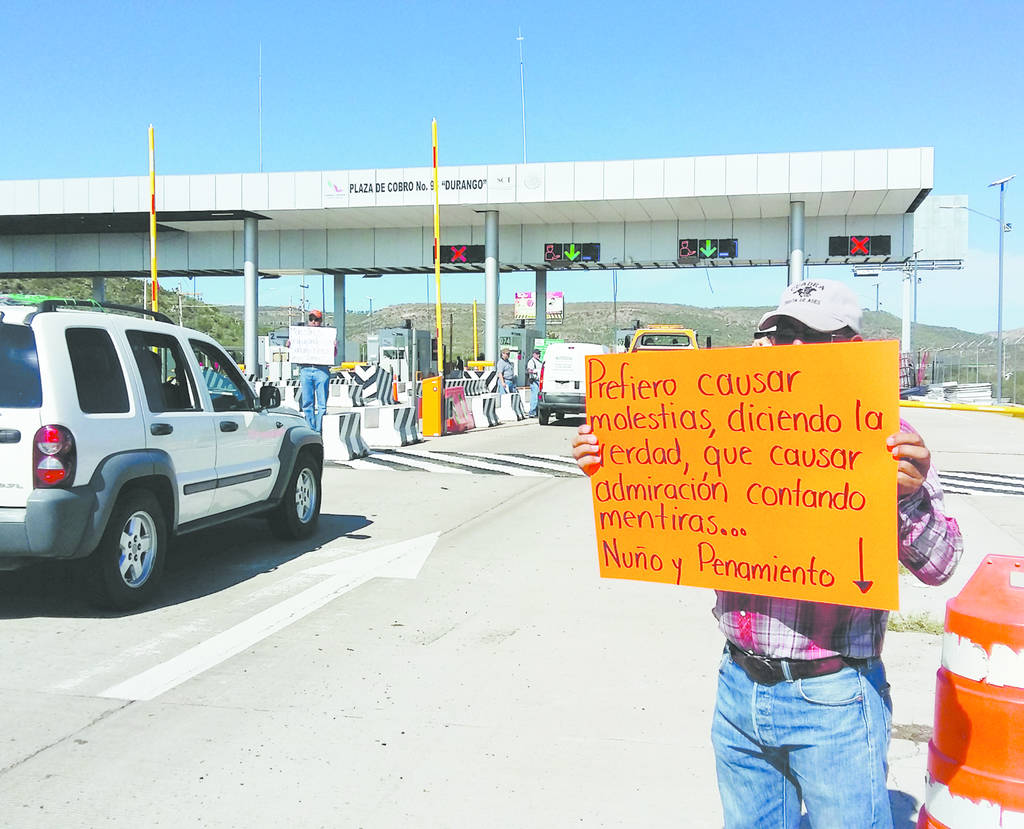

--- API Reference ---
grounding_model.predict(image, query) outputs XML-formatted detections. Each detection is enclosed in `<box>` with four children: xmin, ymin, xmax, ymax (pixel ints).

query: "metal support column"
<box><xmin>484</xmin><ymin>210</ymin><xmax>499</xmax><ymax>362</ymax></box>
<box><xmin>901</xmin><ymin>267</ymin><xmax>912</xmax><ymax>356</ymax></box>
<box><xmin>534</xmin><ymin>270</ymin><xmax>547</xmax><ymax>339</ymax></box>
<box><xmin>788</xmin><ymin>201</ymin><xmax>805</xmax><ymax>285</ymax></box>
<box><xmin>91</xmin><ymin>277</ymin><xmax>105</xmax><ymax>304</ymax></box>
<box><xmin>332</xmin><ymin>274</ymin><xmax>346</xmax><ymax>363</ymax></box>
<box><xmin>243</xmin><ymin>217</ymin><xmax>259</xmax><ymax>378</ymax></box>
<box><xmin>996</xmin><ymin>180</ymin><xmax>1009</xmax><ymax>402</ymax></box>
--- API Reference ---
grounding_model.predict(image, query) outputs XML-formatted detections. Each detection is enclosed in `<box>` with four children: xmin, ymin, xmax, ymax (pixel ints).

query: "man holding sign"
<box><xmin>290</xmin><ymin>309</ymin><xmax>336</xmax><ymax>432</ymax></box>
<box><xmin>572</xmin><ymin>280</ymin><xmax>962</xmax><ymax>828</ymax></box>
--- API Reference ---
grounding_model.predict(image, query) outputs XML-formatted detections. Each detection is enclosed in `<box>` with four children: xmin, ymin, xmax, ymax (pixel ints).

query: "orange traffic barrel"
<box><xmin>918</xmin><ymin>554</ymin><xmax>1024</xmax><ymax>828</ymax></box>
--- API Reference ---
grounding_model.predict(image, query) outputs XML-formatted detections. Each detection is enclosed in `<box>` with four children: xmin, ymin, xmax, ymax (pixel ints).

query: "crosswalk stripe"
<box><xmin>939</xmin><ymin>470</ymin><xmax>1024</xmax><ymax>497</ymax></box>
<box><xmin>454</xmin><ymin>451</ymin><xmax>583</xmax><ymax>475</ymax></box>
<box><xmin>365</xmin><ymin>453</ymin><xmax>472</xmax><ymax>474</ymax></box>
<box><xmin>406</xmin><ymin>450</ymin><xmax>548</xmax><ymax>476</ymax></box>
<box><xmin>331</xmin><ymin>450</ymin><xmax>569</xmax><ymax>476</ymax></box>
<box><xmin>337</xmin><ymin>453</ymin><xmax>1024</xmax><ymax>495</ymax></box>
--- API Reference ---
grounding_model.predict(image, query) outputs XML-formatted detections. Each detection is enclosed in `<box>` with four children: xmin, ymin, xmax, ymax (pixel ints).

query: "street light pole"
<box><xmin>989</xmin><ymin>175</ymin><xmax>1015</xmax><ymax>402</ymax></box>
<box><xmin>516</xmin><ymin>27</ymin><xmax>527</xmax><ymax>165</ymax></box>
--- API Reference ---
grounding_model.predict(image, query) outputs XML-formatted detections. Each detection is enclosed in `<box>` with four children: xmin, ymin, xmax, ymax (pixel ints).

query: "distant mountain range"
<box><xmin>1</xmin><ymin>276</ymin><xmax>1011</xmax><ymax>360</ymax></box>
<box><xmin>220</xmin><ymin>301</ymin><xmax>1000</xmax><ymax>361</ymax></box>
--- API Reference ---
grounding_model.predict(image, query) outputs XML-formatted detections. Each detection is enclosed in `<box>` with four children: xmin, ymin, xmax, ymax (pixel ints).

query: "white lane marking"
<box><xmin>99</xmin><ymin>533</ymin><xmax>439</xmax><ymax>702</ymax></box>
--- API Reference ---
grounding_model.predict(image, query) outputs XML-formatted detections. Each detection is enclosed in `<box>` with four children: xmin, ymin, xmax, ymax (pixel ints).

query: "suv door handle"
<box><xmin>150</xmin><ymin>423</ymin><xmax>173</xmax><ymax>436</ymax></box>
<box><xmin>220</xmin><ymin>421</ymin><xmax>239</xmax><ymax>432</ymax></box>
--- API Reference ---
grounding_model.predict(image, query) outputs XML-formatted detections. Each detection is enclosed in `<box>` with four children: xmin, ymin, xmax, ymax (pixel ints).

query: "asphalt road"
<box><xmin>0</xmin><ymin>408</ymin><xmax>1021</xmax><ymax>828</ymax></box>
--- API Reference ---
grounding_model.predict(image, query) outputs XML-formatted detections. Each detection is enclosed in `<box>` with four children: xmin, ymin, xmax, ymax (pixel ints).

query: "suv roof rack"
<box><xmin>41</xmin><ymin>299</ymin><xmax>173</xmax><ymax>324</ymax></box>
<box><xmin>0</xmin><ymin>295</ymin><xmax>173</xmax><ymax>324</ymax></box>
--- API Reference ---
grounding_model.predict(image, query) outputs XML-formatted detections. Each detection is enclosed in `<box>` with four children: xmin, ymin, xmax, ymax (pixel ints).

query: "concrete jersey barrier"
<box><xmin>471</xmin><ymin>394</ymin><xmax>500</xmax><ymax>427</ymax></box>
<box><xmin>321</xmin><ymin>411</ymin><xmax>370</xmax><ymax>461</ymax></box>
<box><xmin>359</xmin><ymin>404</ymin><xmax>421</xmax><ymax>447</ymax></box>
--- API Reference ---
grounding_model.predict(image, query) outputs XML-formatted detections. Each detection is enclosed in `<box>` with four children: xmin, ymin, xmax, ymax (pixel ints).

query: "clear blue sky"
<box><xmin>2</xmin><ymin>0</ymin><xmax>1020</xmax><ymax>332</ymax></box>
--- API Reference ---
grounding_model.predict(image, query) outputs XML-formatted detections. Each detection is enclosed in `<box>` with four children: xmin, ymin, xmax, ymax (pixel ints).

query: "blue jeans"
<box><xmin>712</xmin><ymin>649</ymin><xmax>893</xmax><ymax>828</ymax></box>
<box><xmin>299</xmin><ymin>366</ymin><xmax>330</xmax><ymax>432</ymax></box>
<box><xmin>529</xmin><ymin>380</ymin><xmax>539</xmax><ymax>416</ymax></box>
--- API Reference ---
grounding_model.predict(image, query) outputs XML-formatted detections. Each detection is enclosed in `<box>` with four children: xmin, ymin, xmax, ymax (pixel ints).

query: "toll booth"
<box><xmin>367</xmin><ymin>327</ymin><xmax>433</xmax><ymax>381</ymax></box>
<box><xmin>615</xmin><ymin>321</ymin><xmax>644</xmax><ymax>353</ymax></box>
<box><xmin>498</xmin><ymin>326</ymin><xmax>541</xmax><ymax>386</ymax></box>
<box><xmin>259</xmin><ymin>328</ymin><xmax>291</xmax><ymax>380</ymax></box>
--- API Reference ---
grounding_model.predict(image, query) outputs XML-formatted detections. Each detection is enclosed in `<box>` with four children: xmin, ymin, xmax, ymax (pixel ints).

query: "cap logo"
<box><xmin>793</xmin><ymin>283</ymin><xmax>822</xmax><ymax>299</ymax></box>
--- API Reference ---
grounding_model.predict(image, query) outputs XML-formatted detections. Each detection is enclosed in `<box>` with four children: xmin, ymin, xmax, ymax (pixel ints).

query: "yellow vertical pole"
<box><xmin>149</xmin><ymin>125</ymin><xmax>158</xmax><ymax>313</ymax></box>
<box><xmin>432</xmin><ymin>119</ymin><xmax>443</xmax><ymax>370</ymax></box>
<box><xmin>473</xmin><ymin>299</ymin><xmax>479</xmax><ymax>358</ymax></box>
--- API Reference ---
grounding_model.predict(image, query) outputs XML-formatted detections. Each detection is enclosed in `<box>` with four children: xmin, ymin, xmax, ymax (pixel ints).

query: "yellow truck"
<box><xmin>624</xmin><ymin>324</ymin><xmax>699</xmax><ymax>352</ymax></box>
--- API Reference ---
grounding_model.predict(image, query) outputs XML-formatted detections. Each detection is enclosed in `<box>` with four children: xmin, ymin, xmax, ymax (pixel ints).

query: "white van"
<box><xmin>537</xmin><ymin>342</ymin><xmax>610</xmax><ymax>425</ymax></box>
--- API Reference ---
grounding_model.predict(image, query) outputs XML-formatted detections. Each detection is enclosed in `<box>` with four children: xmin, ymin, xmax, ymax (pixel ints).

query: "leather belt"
<box><xmin>726</xmin><ymin>641</ymin><xmax>867</xmax><ymax>685</ymax></box>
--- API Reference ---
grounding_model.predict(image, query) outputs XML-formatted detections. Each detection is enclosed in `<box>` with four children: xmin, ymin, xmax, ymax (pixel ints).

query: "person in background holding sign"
<box><xmin>526</xmin><ymin>348</ymin><xmax>542</xmax><ymax>417</ymax></box>
<box><xmin>571</xmin><ymin>279</ymin><xmax>963</xmax><ymax>828</ymax></box>
<box><xmin>497</xmin><ymin>348</ymin><xmax>517</xmax><ymax>395</ymax></box>
<box><xmin>294</xmin><ymin>309</ymin><xmax>334</xmax><ymax>432</ymax></box>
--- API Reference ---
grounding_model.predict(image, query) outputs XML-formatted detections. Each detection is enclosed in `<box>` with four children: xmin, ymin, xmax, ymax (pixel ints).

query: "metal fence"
<box><xmin>906</xmin><ymin>337</ymin><xmax>1024</xmax><ymax>405</ymax></box>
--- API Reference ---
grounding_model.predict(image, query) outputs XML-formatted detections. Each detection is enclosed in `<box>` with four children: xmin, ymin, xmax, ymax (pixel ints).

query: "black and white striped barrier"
<box><xmin>497</xmin><ymin>389</ymin><xmax>528</xmax><ymax>422</ymax></box>
<box><xmin>321</xmin><ymin>411</ymin><xmax>370</xmax><ymax>461</ymax></box>
<box><xmin>359</xmin><ymin>404</ymin><xmax>421</xmax><ymax>447</ymax></box>
<box><xmin>512</xmin><ymin>388</ymin><xmax>528</xmax><ymax>418</ymax></box>
<box><xmin>470</xmin><ymin>394</ymin><xmax>500</xmax><ymax>427</ymax></box>
<box><xmin>328</xmin><ymin>377</ymin><xmax>364</xmax><ymax>408</ymax></box>
<box><xmin>352</xmin><ymin>364</ymin><xmax>397</xmax><ymax>405</ymax></box>
<box><xmin>466</xmin><ymin>369</ymin><xmax>499</xmax><ymax>393</ymax></box>
<box><xmin>445</xmin><ymin>377</ymin><xmax>486</xmax><ymax>397</ymax></box>
<box><xmin>378</xmin><ymin>367</ymin><xmax>398</xmax><ymax>405</ymax></box>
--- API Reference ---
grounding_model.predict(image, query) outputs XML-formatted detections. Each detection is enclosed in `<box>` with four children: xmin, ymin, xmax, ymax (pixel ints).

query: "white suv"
<box><xmin>0</xmin><ymin>296</ymin><xmax>323</xmax><ymax>609</ymax></box>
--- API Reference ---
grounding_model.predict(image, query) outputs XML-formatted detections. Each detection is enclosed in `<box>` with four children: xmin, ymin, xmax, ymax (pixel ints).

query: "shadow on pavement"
<box><xmin>540</xmin><ymin>414</ymin><xmax>587</xmax><ymax>427</ymax></box>
<box><xmin>889</xmin><ymin>789</ymin><xmax>920</xmax><ymax>828</ymax></box>
<box><xmin>0</xmin><ymin>511</ymin><xmax>371</xmax><ymax>620</ymax></box>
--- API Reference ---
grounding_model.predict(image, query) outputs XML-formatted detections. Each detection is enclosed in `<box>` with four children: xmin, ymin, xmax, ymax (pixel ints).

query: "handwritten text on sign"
<box><xmin>586</xmin><ymin>341</ymin><xmax>900</xmax><ymax>610</ymax></box>
<box><xmin>289</xmin><ymin>326</ymin><xmax>337</xmax><ymax>366</ymax></box>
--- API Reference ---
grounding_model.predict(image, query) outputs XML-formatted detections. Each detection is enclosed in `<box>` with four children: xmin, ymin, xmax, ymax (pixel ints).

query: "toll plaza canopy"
<box><xmin>0</xmin><ymin>146</ymin><xmax>967</xmax><ymax>368</ymax></box>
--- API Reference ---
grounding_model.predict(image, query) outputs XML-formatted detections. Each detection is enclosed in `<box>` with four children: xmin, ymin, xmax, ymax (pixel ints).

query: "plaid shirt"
<box><xmin>714</xmin><ymin>420</ymin><xmax>963</xmax><ymax>660</ymax></box>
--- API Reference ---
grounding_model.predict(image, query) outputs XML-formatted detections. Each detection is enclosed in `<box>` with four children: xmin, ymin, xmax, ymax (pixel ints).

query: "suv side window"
<box><xmin>66</xmin><ymin>328</ymin><xmax>130</xmax><ymax>414</ymax></box>
<box><xmin>190</xmin><ymin>340</ymin><xmax>254</xmax><ymax>413</ymax></box>
<box><xmin>0</xmin><ymin>323</ymin><xmax>43</xmax><ymax>408</ymax></box>
<box><xmin>126</xmin><ymin>330</ymin><xmax>200</xmax><ymax>414</ymax></box>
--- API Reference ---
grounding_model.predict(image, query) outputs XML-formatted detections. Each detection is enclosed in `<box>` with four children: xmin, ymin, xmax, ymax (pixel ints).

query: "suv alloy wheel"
<box><xmin>88</xmin><ymin>489</ymin><xmax>167</xmax><ymax>610</ymax></box>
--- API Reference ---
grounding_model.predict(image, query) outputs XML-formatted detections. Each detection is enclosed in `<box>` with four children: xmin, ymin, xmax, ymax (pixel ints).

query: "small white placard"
<box><xmin>289</xmin><ymin>326</ymin><xmax>336</xmax><ymax>365</ymax></box>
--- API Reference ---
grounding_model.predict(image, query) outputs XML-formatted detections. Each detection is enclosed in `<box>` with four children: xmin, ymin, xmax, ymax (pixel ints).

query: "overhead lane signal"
<box><xmin>440</xmin><ymin>244</ymin><xmax>485</xmax><ymax>264</ymax></box>
<box><xmin>828</xmin><ymin>235</ymin><xmax>892</xmax><ymax>257</ymax></box>
<box><xmin>544</xmin><ymin>243</ymin><xmax>600</xmax><ymax>264</ymax></box>
<box><xmin>678</xmin><ymin>238</ymin><xmax>739</xmax><ymax>262</ymax></box>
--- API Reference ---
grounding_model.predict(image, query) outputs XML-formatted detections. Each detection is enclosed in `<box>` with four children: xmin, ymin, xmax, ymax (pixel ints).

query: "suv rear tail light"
<box><xmin>539</xmin><ymin>362</ymin><xmax>545</xmax><ymax>392</ymax></box>
<box><xmin>33</xmin><ymin>425</ymin><xmax>76</xmax><ymax>488</ymax></box>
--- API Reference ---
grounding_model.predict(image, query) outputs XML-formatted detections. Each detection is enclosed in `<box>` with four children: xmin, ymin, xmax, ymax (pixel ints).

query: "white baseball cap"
<box><xmin>757</xmin><ymin>279</ymin><xmax>863</xmax><ymax>334</ymax></box>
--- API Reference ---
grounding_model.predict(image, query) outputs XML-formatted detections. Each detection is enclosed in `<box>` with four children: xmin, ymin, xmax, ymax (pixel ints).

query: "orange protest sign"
<box><xmin>585</xmin><ymin>340</ymin><xmax>900</xmax><ymax>610</ymax></box>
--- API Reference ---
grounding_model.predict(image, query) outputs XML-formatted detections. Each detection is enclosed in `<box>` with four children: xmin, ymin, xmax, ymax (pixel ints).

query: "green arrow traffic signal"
<box><xmin>699</xmin><ymin>240</ymin><xmax>717</xmax><ymax>258</ymax></box>
<box><xmin>565</xmin><ymin>243</ymin><xmax>580</xmax><ymax>261</ymax></box>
